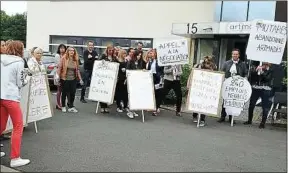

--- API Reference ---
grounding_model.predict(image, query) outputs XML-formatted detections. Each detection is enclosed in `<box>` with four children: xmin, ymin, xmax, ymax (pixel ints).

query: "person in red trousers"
<box><xmin>0</xmin><ymin>40</ymin><xmax>31</xmax><ymax>167</ymax></box>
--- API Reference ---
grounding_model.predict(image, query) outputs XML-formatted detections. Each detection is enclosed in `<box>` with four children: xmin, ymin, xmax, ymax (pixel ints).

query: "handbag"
<box><xmin>54</xmin><ymin>72</ymin><xmax>60</xmax><ymax>86</ymax></box>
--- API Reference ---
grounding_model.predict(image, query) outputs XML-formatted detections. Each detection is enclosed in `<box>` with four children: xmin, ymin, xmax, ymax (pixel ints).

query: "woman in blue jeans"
<box><xmin>244</xmin><ymin>61</ymin><xmax>274</xmax><ymax>129</ymax></box>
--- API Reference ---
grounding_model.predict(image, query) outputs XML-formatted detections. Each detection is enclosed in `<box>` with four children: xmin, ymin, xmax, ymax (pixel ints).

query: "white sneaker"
<box><xmin>1</xmin><ymin>152</ymin><xmax>5</xmax><ymax>157</ymax></box>
<box><xmin>61</xmin><ymin>107</ymin><xmax>67</xmax><ymax>113</ymax></box>
<box><xmin>10</xmin><ymin>158</ymin><xmax>30</xmax><ymax>168</ymax></box>
<box><xmin>117</xmin><ymin>108</ymin><xmax>123</xmax><ymax>113</ymax></box>
<box><xmin>192</xmin><ymin>117</ymin><xmax>198</xmax><ymax>123</ymax></box>
<box><xmin>199</xmin><ymin>121</ymin><xmax>206</xmax><ymax>127</ymax></box>
<box><xmin>68</xmin><ymin>107</ymin><xmax>78</xmax><ymax>113</ymax></box>
<box><xmin>127</xmin><ymin>112</ymin><xmax>134</xmax><ymax>119</ymax></box>
<box><xmin>157</xmin><ymin>108</ymin><xmax>160</xmax><ymax>113</ymax></box>
<box><xmin>133</xmin><ymin>112</ymin><xmax>139</xmax><ymax>117</ymax></box>
<box><xmin>0</xmin><ymin>144</ymin><xmax>3</xmax><ymax>147</ymax></box>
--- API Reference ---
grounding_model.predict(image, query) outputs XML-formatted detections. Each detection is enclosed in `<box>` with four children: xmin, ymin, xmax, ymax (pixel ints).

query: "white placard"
<box><xmin>28</xmin><ymin>74</ymin><xmax>53</xmax><ymax>123</ymax></box>
<box><xmin>186</xmin><ymin>69</ymin><xmax>224</xmax><ymax>115</ymax></box>
<box><xmin>4</xmin><ymin>81</ymin><xmax>31</xmax><ymax>132</ymax></box>
<box><xmin>246</xmin><ymin>20</ymin><xmax>287</xmax><ymax>64</ymax></box>
<box><xmin>88</xmin><ymin>60</ymin><xmax>119</xmax><ymax>104</ymax></box>
<box><xmin>127</xmin><ymin>70</ymin><xmax>156</xmax><ymax>110</ymax></box>
<box><xmin>222</xmin><ymin>76</ymin><xmax>252</xmax><ymax>117</ymax></box>
<box><xmin>156</xmin><ymin>39</ymin><xmax>189</xmax><ymax>66</ymax></box>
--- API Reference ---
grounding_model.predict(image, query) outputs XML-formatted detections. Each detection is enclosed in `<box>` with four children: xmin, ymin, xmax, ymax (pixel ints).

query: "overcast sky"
<box><xmin>1</xmin><ymin>1</ymin><xmax>27</xmax><ymax>15</ymax></box>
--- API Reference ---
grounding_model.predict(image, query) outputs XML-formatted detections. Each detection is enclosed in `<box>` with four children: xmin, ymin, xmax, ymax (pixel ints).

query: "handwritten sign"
<box><xmin>28</xmin><ymin>74</ymin><xmax>53</xmax><ymax>123</ymax></box>
<box><xmin>246</xmin><ymin>20</ymin><xmax>287</xmax><ymax>64</ymax></box>
<box><xmin>156</xmin><ymin>39</ymin><xmax>189</xmax><ymax>66</ymax></box>
<box><xmin>126</xmin><ymin>70</ymin><xmax>156</xmax><ymax>110</ymax></box>
<box><xmin>88</xmin><ymin>60</ymin><xmax>119</xmax><ymax>104</ymax></box>
<box><xmin>186</xmin><ymin>69</ymin><xmax>224</xmax><ymax>116</ymax></box>
<box><xmin>4</xmin><ymin>81</ymin><xmax>31</xmax><ymax>132</ymax></box>
<box><xmin>222</xmin><ymin>76</ymin><xmax>252</xmax><ymax>116</ymax></box>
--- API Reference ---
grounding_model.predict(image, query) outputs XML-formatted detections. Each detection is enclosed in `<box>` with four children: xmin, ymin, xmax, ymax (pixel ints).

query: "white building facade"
<box><xmin>26</xmin><ymin>1</ymin><xmax>216</xmax><ymax>57</ymax></box>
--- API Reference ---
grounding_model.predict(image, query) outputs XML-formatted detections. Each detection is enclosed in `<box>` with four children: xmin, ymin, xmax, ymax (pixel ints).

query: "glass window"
<box><xmin>196</xmin><ymin>39</ymin><xmax>220</xmax><ymax>66</ymax></box>
<box><xmin>221</xmin><ymin>1</ymin><xmax>248</xmax><ymax>21</ymax></box>
<box><xmin>248</xmin><ymin>1</ymin><xmax>276</xmax><ymax>21</ymax></box>
<box><xmin>214</xmin><ymin>1</ymin><xmax>222</xmax><ymax>21</ymax></box>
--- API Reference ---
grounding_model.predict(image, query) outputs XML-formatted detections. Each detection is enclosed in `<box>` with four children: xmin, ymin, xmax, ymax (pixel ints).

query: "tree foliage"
<box><xmin>1</xmin><ymin>10</ymin><xmax>27</xmax><ymax>46</ymax></box>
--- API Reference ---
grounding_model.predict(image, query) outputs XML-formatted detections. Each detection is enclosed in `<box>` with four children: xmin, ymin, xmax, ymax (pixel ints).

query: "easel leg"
<box><xmin>34</xmin><ymin>122</ymin><xmax>38</xmax><ymax>133</ymax></box>
<box><xmin>197</xmin><ymin>113</ymin><xmax>200</xmax><ymax>128</ymax></box>
<box><xmin>96</xmin><ymin>102</ymin><xmax>99</xmax><ymax>114</ymax></box>
<box><xmin>142</xmin><ymin>110</ymin><xmax>145</xmax><ymax>123</ymax></box>
<box><xmin>230</xmin><ymin>116</ymin><xmax>234</xmax><ymax>127</ymax></box>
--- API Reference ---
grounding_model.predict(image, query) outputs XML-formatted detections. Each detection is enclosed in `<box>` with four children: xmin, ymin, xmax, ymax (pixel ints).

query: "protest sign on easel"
<box><xmin>3</xmin><ymin>80</ymin><xmax>31</xmax><ymax>134</ymax></box>
<box><xmin>126</xmin><ymin>70</ymin><xmax>156</xmax><ymax>123</ymax></box>
<box><xmin>156</xmin><ymin>39</ymin><xmax>189</xmax><ymax>66</ymax></box>
<box><xmin>88</xmin><ymin>60</ymin><xmax>119</xmax><ymax>113</ymax></box>
<box><xmin>186</xmin><ymin>69</ymin><xmax>224</xmax><ymax>127</ymax></box>
<box><xmin>222</xmin><ymin>76</ymin><xmax>252</xmax><ymax>127</ymax></box>
<box><xmin>27</xmin><ymin>74</ymin><xmax>53</xmax><ymax>133</ymax></box>
<box><xmin>246</xmin><ymin>19</ymin><xmax>287</xmax><ymax>65</ymax></box>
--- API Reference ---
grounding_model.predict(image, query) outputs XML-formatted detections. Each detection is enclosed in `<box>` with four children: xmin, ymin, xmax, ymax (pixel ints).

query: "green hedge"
<box><xmin>163</xmin><ymin>64</ymin><xmax>192</xmax><ymax>105</ymax></box>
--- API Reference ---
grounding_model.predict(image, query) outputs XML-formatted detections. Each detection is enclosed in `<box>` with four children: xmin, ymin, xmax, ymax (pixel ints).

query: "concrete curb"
<box><xmin>0</xmin><ymin>165</ymin><xmax>20</xmax><ymax>172</ymax></box>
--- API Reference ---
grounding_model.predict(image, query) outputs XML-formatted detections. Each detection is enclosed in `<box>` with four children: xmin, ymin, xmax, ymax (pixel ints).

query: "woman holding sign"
<box><xmin>0</xmin><ymin>41</ymin><xmax>30</xmax><ymax>167</ymax></box>
<box><xmin>99</xmin><ymin>45</ymin><xmax>117</xmax><ymax>113</ymax></box>
<box><xmin>57</xmin><ymin>47</ymin><xmax>83</xmax><ymax>113</ymax></box>
<box><xmin>27</xmin><ymin>47</ymin><xmax>46</xmax><ymax>75</ymax></box>
<box><xmin>146</xmin><ymin>49</ymin><xmax>164</xmax><ymax>116</ymax></box>
<box><xmin>244</xmin><ymin>62</ymin><xmax>274</xmax><ymax>129</ymax></box>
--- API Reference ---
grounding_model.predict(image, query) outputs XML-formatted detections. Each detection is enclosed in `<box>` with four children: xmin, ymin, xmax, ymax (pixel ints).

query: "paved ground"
<box><xmin>0</xmin><ymin>93</ymin><xmax>287</xmax><ymax>172</ymax></box>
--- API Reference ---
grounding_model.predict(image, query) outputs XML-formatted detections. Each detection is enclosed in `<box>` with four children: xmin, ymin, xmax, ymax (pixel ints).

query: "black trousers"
<box><xmin>81</xmin><ymin>70</ymin><xmax>92</xmax><ymax>99</ymax></box>
<box><xmin>192</xmin><ymin>113</ymin><xmax>206</xmax><ymax>121</ymax></box>
<box><xmin>115</xmin><ymin>80</ymin><xmax>128</xmax><ymax>109</ymax></box>
<box><xmin>155</xmin><ymin>88</ymin><xmax>162</xmax><ymax>110</ymax></box>
<box><xmin>248</xmin><ymin>88</ymin><xmax>271</xmax><ymax>124</ymax></box>
<box><xmin>161</xmin><ymin>79</ymin><xmax>182</xmax><ymax>112</ymax></box>
<box><xmin>220</xmin><ymin>104</ymin><xmax>233</xmax><ymax>121</ymax></box>
<box><xmin>61</xmin><ymin>79</ymin><xmax>77</xmax><ymax>108</ymax></box>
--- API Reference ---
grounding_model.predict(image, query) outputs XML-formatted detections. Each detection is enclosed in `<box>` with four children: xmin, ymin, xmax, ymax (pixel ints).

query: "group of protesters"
<box><xmin>0</xmin><ymin>39</ymin><xmax>286</xmax><ymax>168</ymax></box>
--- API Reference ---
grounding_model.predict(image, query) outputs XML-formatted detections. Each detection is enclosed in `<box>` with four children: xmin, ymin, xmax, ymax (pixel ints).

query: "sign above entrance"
<box><xmin>172</xmin><ymin>21</ymin><xmax>253</xmax><ymax>36</ymax></box>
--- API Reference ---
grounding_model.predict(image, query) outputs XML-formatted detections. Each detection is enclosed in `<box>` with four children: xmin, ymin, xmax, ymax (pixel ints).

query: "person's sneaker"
<box><xmin>192</xmin><ymin>117</ymin><xmax>198</xmax><ymax>123</ymax></box>
<box><xmin>104</xmin><ymin>108</ymin><xmax>110</xmax><ymax>113</ymax></box>
<box><xmin>80</xmin><ymin>99</ymin><xmax>87</xmax><ymax>103</ymax></box>
<box><xmin>156</xmin><ymin>108</ymin><xmax>161</xmax><ymax>113</ymax></box>
<box><xmin>152</xmin><ymin>112</ymin><xmax>157</xmax><ymax>116</ymax></box>
<box><xmin>117</xmin><ymin>108</ymin><xmax>123</xmax><ymax>113</ymax></box>
<box><xmin>61</xmin><ymin>107</ymin><xmax>67</xmax><ymax>113</ymax></box>
<box><xmin>217</xmin><ymin>118</ymin><xmax>225</xmax><ymax>123</ymax></box>
<box><xmin>259</xmin><ymin>123</ymin><xmax>265</xmax><ymax>129</ymax></box>
<box><xmin>243</xmin><ymin>121</ymin><xmax>252</xmax><ymax>125</ymax></box>
<box><xmin>176</xmin><ymin>112</ymin><xmax>181</xmax><ymax>117</ymax></box>
<box><xmin>10</xmin><ymin>158</ymin><xmax>30</xmax><ymax>168</ymax></box>
<box><xmin>101</xmin><ymin>108</ymin><xmax>105</xmax><ymax>113</ymax></box>
<box><xmin>1</xmin><ymin>152</ymin><xmax>5</xmax><ymax>157</ymax></box>
<box><xmin>127</xmin><ymin>112</ymin><xmax>134</xmax><ymax>119</ymax></box>
<box><xmin>199</xmin><ymin>121</ymin><xmax>206</xmax><ymax>127</ymax></box>
<box><xmin>0</xmin><ymin>144</ymin><xmax>3</xmax><ymax>147</ymax></box>
<box><xmin>133</xmin><ymin>112</ymin><xmax>139</xmax><ymax>117</ymax></box>
<box><xmin>68</xmin><ymin>107</ymin><xmax>78</xmax><ymax>113</ymax></box>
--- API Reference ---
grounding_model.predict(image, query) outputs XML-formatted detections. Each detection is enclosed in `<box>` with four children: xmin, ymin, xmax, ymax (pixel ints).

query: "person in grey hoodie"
<box><xmin>0</xmin><ymin>41</ymin><xmax>31</xmax><ymax>168</ymax></box>
<box><xmin>161</xmin><ymin>65</ymin><xmax>183</xmax><ymax>116</ymax></box>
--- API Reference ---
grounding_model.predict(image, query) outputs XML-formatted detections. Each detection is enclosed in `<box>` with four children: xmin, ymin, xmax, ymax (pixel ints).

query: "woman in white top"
<box><xmin>27</xmin><ymin>47</ymin><xmax>46</xmax><ymax>75</ymax></box>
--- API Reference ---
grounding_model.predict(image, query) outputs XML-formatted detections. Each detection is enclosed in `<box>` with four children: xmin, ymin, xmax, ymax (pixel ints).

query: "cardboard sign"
<box><xmin>186</xmin><ymin>69</ymin><xmax>224</xmax><ymax>116</ymax></box>
<box><xmin>4</xmin><ymin>80</ymin><xmax>31</xmax><ymax>132</ymax></box>
<box><xmin>246</xmin><ymin>20</ymin><xmax>287</xmax><ymax>64</ymax></box>
<box><xmin>156</xmin><ymin>39</ymin><xmax>189</xmax><ymax>66</ymax></box>
<box><xmin>222</xmin><ymin>76</ymin><xmax>252</xmax><ymax>116</ymax></box>
<box><xmin>88</xmin><ymin>60</ymin><xmax>119</xmax><ymax>104</ymax></box>
<box><xmin>126</xmin><ymin>70</ymin><xmax>156</xmax><ymax>110</ymax></box>
<box><xmin>28</xmin><ymin>74</ymin><xmax>53</xmax><ymax>123</ymax></box>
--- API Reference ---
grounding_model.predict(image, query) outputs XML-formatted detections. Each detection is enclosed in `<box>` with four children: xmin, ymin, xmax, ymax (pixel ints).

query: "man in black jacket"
<box><xmin>218</xmin><ymin>48</ymin><xmax>248</xmax><ymax>123</ymax></box>
<box><xmin>80</xmin><ymin>41</ymin><xmax>98</xmax><ymax>103</ymax></box>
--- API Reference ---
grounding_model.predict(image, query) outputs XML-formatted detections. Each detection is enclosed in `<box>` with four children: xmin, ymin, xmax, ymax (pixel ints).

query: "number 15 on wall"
<box><xmin>187</xmin><ymin>23</ymin><xmax>198</xmax><ymax>34</ymax></box>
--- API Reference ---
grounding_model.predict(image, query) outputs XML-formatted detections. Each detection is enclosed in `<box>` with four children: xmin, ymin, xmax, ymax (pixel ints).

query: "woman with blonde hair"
<box><xmin>57</xmin><ymin>47</ymin><xmax>83</xmax><ymax>113</ymax></box>
<box><xmin>27</xmin><ymin>47</ymin><xmax>46</xmax><ymax>75</ymax></box>
<box><xmin>115</xmin><ymin>49</ymin><xmax>131</xmax><ymax>117</ymax></box>
<box><xmin>0</xmin><ymin>40</ymin><xmax>30</xmax><ymax>167</ymax></box>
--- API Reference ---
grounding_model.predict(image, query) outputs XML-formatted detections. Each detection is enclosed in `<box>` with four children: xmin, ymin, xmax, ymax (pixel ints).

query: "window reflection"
<box><xmin>221</xmin><ymin>1</ymin><xmax>248</xmax><ymax>21</ymax></box>
<box><xmin>248</xmin><ymin>1</ymin><xmax>276</xmax><ymax>21</ymax></box>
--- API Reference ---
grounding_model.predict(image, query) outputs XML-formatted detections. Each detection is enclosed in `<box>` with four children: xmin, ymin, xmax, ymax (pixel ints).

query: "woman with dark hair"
<box><xmin>146</xmin><ymin>49</ymin><xmax>164</xmax><ymax>116</ymax></box>
<box><xmin>244</xmin><ymin>61</ymin><xmax>274</xmax><ymax>129</ymax></box>
<box><xmin>0</xmin><ymin>41</ymin><xmax>30</xmax><ymax>167</ymax></box>
<box><xmin>55</xmin><ymin>44</ymin><xmax>67</xmax><ymax>110</ymax></box>
<box><xmin>99</xmin><ymin>45</ymin><xmax>117</xmax><ymax>113</ymax></box>
<box><xmin>189</xmin><ymin>56</ymin><xmax>217</xmax><ymax>126</ymax></box>
<box><xmin>134</xmin><ymin>50</ymin><xmax>146</xmax><ymax>69</ymax></box>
